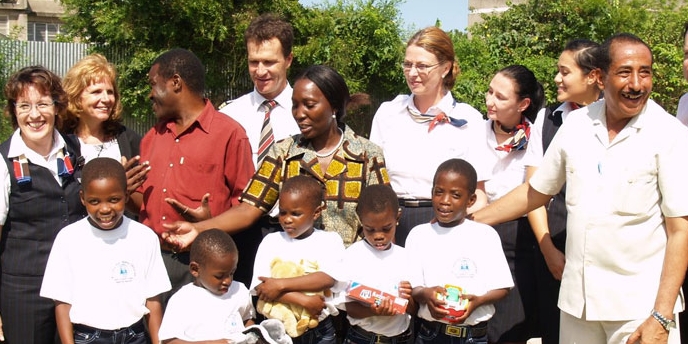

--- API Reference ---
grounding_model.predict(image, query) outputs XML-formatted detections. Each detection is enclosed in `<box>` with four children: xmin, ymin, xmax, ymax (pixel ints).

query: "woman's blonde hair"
<box><xmin>62</xmin><ymin>54</ymin><xmax>123</xmax><ymax>137</ymax></box>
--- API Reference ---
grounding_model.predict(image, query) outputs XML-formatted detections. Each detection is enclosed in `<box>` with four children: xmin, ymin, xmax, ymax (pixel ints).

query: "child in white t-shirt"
<box><xmin>407</xmin><ymin>158</ymin><xmax>513</xmax><ymax>344</ymax></box>
<box><xmin>40</xmin><ymin>157</ymin><xmax>171</xmax><ymax>344</ymax></box>
<box><xmin>336</xmin><ymin>184</ymin><xmax>416</xmax><ymax>343</ymax></box>
<box><xmin>251</xmin><ymin>175</ymin><xmax>345</xmax><ymax>344</ymax></box>
<box><xmin>159</xmin><ymin>228</ymin><xmax>256</xmax><ymax>343</ymax></box>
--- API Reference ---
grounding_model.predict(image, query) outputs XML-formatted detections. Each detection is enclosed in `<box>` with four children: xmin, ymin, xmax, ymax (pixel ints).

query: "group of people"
<box><xmin>0</xmin><ymin>10</ymin><xmax>686</xmax><ymax>344</ymax></box>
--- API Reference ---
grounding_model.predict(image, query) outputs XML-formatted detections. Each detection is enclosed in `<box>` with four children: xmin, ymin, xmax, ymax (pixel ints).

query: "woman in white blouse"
<box><xmin>482</xmin><ymin>65</ymin><xmax>545</xmax><ymax>344</ymax></box>
<box><xmin>369</xmin><ymin>26</ymin><xmax>487</xmax><ymax>247</ymax></box>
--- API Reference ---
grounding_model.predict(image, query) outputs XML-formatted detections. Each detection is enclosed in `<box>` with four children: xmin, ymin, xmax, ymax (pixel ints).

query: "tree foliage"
<box><xmin>60</xmin><ymin>0</ymin><xmax>405</xmax><ymax>133</ymax></box>
<box><xmin>453</xmin><ymin>0</ymin><xmax>688</xmax><ymax>114</ymax></box>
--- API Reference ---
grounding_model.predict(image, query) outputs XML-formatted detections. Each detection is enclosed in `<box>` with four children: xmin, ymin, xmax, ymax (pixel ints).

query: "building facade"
<box><xmin>468</xmin><ymin>0</ymin><xmax>525</xmax><ymax>27</ymax></box>
<box><xmin>0</xmin><ymin>0</ymin><xmax>64</xmax><ymax>41</ymax></box>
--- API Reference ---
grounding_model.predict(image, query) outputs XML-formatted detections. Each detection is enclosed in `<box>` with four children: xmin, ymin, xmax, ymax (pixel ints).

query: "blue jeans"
<box><xmin>73</xmin><ymin>318</ymin><xmax>150</xmax><ymax>344</ymax></box>
<box><xmin>293</xmin><ymin>316</ymin><xmax>337</xmax><ymax>344</ymax></box>
<box><xmin>414</xmin><ymin>319</ymin><xmax>487</xmax><ymax>344</ymax></box>
<box><xmin>344</xmin><ymin>324</ymin><xmax>413</xmax><ymax>344</ymax></box>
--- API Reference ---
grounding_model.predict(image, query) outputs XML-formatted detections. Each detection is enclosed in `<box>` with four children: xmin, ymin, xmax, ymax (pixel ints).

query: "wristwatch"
<box><xmin>651</xmin><ymin>309</ymin><xmax>676</xmax><ymax>331</ymax></box>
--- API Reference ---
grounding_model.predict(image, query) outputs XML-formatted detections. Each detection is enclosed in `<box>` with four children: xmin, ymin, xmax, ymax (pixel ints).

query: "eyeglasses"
<box><xmin>401</xmin><ymin>61</ymin><xmax>442</xmax><ymax>73</ymax></box>
<box><xmin>14</xmin><ymin>101</ymin><xmax>55</xmax><ymax>115</ymax></box>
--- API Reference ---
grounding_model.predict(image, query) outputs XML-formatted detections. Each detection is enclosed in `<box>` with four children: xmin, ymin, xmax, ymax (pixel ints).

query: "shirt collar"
<box><xmin>592</xmin><ymin>98</ymin><xmax>652</xmax><ymax>130</ymax></box>
<box><xmin>159</xmin><ymin>99</ymin><xmax>215</xmax><ymax>135</ymax></box>
<box><xmin>250</xmin><ymin>83</ymin><xmax>293</xmax><ymax>111</ymax></box>
<box><xmin>7</xmin><ymin>128</ymin><xmax>66</xmax><ymax>160</ymax></box>
<box><xmin>406</xmin><ymin>92</ymin><xmax>455</xmax><ymax>116</ymax></box>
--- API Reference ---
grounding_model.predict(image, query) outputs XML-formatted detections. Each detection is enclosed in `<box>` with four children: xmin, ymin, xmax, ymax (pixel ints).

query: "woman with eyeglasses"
<box><xmin>0</xmin><ymin>66</ymin><xmax>87</xmax><ymax>343</ymax></box>
<box><xmin>62</xmin><ymin>54</ymin><xmax>147</xmax><ymax>216</ymax></box>
<box><xmin>369</xmin><ymin>26</ymin><xmax>488</xmax><ymax>247</ymax></box>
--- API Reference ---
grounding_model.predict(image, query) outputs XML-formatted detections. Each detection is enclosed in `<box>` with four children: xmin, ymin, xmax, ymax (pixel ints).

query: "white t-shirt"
<box><xmin>335</xmin><ymin>240</ymin><xmax>412</xmax><ymax>337</ymax></box>
<box><xmin>40</xmin><ymin>217</ymin><xmax>171</xmax><ymax>329</ymax></box>
<box><xmin>405</xmin><ymin>220</ymin><xmax>513</xmax><ymax>325</ymax></box>
<box><xmin>251</xmin><ymin>230</ymin><xmax>346</xmax><ymax>320</ymax></box>
<box><xmin>158</xmin><ymin>282</ymin><xmax>255</xmax><ymax>341</ymax></box>
<box><xmin>370</xmin><ymin>93</ymin><xmax>489</xmax><ymax>199</ymax></box>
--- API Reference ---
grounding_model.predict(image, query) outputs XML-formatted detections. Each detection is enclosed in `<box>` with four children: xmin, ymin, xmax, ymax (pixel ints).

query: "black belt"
<box><xmin>398</xmin><ymin>198</ymin><xmax>433</xmax><ymax>207</ymax></box>
<box><xmin>350</xmin><ymin>325</ymin><xmax>412</xmax><ymax>344</ymax></box>
<box><xmin>72</xmin><ymin>318</ymin><xmax>146</xmax><ymax>337</ymax></box>
<box><xmin>421</xmin><ymin>319</ymin><xmax>487</xmax><ymax>338</ymax></box>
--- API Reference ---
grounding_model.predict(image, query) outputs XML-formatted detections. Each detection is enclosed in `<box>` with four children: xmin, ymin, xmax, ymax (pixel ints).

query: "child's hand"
<box><xmin>450</xmin><ymin>293</ymin><xmax>479</xmax><ymax>324</ymax></box>
<box><xmin>300</xmin><ymin>294</ymin><xmax>327</xmax><ymax>318</ymax></box>
<box><xmin>419</xmin><ymin>286</ymin><xmax>450</xmax><ymax>321</ymax></box>
<box><xmin>370</xmin><ymin>297</ymin><xmax>396</xmax><ymax>316</ymax></box>
<box><xmin>398</xmin><ymin>281</ymin><xmax>413</xmax><ymax>300</ymax></box>
<box><xmin>255</xmin><ymin>277</ymin><xmax>284</xmax><ymax>302</ymax></box>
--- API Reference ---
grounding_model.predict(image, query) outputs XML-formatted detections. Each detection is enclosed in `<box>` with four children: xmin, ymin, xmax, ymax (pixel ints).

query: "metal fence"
<box><xmin>0</xmin><ymin>40</ymin><xmax>383</xmax><ymax>138</ymax></box>
<box><xmin>1</xmin><ymin>40</ymin><xmax>90</xmax><ymax>78</ymax></box>
<box><xmin>0</xmin><ymin>40</ymin><xmax>256</xmax><ymax>136</ymax></box>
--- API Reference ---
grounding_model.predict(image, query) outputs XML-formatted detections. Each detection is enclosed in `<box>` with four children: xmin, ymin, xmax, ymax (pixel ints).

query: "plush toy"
<box><xmin>228</xmin><ymin>319</ymin><xmax>292</xmax><ymax>344</ymax></box>
<box><xmin>256</xmin><ymin>258</ymin><xmax>326</xmax><ymax>338</ymax></box>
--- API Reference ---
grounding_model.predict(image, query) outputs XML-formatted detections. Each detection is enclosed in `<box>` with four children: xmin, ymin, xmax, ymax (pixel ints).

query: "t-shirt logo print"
<box><xmin>111</xmin><ymin>261</ymin><xmax>136</xmax><ymax>283</ymax></box>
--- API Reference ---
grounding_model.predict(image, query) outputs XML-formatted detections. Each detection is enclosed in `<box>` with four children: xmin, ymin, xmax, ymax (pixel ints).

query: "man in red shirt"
<box><xmin>133</xmin><ymin>48</ymin><xmax>254</xmax><ymax>306</ymax></box>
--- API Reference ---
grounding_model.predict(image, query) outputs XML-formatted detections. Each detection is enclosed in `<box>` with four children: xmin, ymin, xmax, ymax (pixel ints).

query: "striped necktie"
<box><xmin>257</xmin><ymin>100</ymin><xmax>277</xmax><ymax>164</ymax></box>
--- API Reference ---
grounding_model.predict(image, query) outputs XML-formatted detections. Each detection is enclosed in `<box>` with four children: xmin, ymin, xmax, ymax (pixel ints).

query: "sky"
<box><xmin>298</xmin><ymin>0</ymin><xmax>469</xmax><ymax>32</ymax></box>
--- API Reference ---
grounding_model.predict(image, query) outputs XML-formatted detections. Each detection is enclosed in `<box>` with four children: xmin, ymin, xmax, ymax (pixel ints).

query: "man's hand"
<box><xmin>121</xmin><ymin>156</ymin><xmax>149</xmax><ymax>195</ymax></box>
<box><xmin>626</xmin><ymin>316</ymin><xmax>669</xmax><ymax>344</ymax></box>
<box><xmin>161</xmin><ymin>222</ymin><xmax>199</xmax><ymax>252</ymax></box>
<box><xmin>165</xmin><ymin>194</ymin><xmax>211</xmax><ymax>222</ymax></box>
<box><xmin>0</xmin><ymin>313</ymin><xmax>5</xmax><ymax>341</ymax></box>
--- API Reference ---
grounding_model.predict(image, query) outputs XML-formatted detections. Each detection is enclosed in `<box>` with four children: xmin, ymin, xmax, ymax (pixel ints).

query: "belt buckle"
<box><xmin>445</xmin><ymin>324</ymin><xmax>467</xmax><ymax>338</ymax></box>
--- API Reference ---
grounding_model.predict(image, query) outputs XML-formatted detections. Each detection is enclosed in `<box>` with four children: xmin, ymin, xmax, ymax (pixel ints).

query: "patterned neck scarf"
<box><xmin>407</xmin><ymin>98</ymin><xmax>467</xmax><ymax>132</ymax></box>
<box><xmin>495</xmin><ymin>116</ymin><xmax>530</xmax><ymax>152</ymax></box>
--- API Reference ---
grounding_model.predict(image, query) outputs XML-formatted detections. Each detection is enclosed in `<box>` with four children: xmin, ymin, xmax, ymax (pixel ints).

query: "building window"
<box><xmin>0</xmin><ymin>16</ymin><xmax>8</xmax><ymax>37</ymax></box>
<box><xmin>28</xmin><ymin>22</ymin><xmax>61</xmax><ymax>42</ymax></box>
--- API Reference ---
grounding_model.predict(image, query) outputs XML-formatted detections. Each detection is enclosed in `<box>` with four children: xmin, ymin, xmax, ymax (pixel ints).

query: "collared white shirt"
<box><xmin>219</xmin><ymin>85</ymin><xmax>300</xmax><ymax>168</ymax></box>
<box><xmin>530</xmin><ymin>99</ymin><xmax>688</xmax><ymax>320</ymax></box>
<box><xmin>0</xmin><ymin>129</ymin><xmax>68</xmax><ymax>225</ymax></box>
<box><xmin>483</xmin><ymin>118</ymin><xmax>536</xmax><ymax>203</ymax></box>
<box><xmin>370</xmin><ymin>93</ymin><xmax>489</xmax><ymax>199</ymax></box>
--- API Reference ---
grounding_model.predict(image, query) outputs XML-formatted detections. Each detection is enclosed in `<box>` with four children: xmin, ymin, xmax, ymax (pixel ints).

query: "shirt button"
<box><xmin>175</xmin><ymin>139</ymin><xmax>180</xmax><ymax>143</ymax></box>
<box><xmin>163</xmin><ymin>188</ymin><xmax>167</xmax><ymax>193</ymax></box>
<box><xmin>169</xmin><ymin>163</ymin><xmax>173</xmax><ymax>167</ymax></box>
<box><xmin>162</xmin><ymin>216</ymin><xmax>166</xmax><ymax>220</ymax></box>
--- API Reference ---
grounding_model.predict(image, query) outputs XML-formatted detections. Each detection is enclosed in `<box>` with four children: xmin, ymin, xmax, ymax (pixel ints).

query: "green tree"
<box><xmin>60</xmin><ymin>0</ymin><xmax>306</xmax><ymax>121</ymax></box>
<box><xmin>59</xmin><ymin>0</ymin><xmax>408</xmax><ymax>136</ymax></box>
<box><xmin>292</xmin><ymin>0</ymin><xmax>407</xmax><ymax>135</ymax></box>
<box><xmin>454</xmin><ymin>0</ymin><xmax>688</xmax><ymax>115</ymax></box>
<box><xmin>0</xmin><ymin>39</ymin><xmax>24</xmax><ymax>141</ymax></box>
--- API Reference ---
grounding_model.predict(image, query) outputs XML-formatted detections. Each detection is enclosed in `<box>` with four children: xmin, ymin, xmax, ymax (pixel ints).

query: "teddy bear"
<box><xmin>255</xmin><ymin>258</ymin><xmax>327</xmax><ymax>338</ymax></box>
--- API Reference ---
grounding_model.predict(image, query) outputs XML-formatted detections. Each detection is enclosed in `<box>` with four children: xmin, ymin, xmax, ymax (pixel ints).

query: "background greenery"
<box><xmin>1</xmin><ymin>0</ymin><xmax>687</xmax><ymax>141</ymax></box>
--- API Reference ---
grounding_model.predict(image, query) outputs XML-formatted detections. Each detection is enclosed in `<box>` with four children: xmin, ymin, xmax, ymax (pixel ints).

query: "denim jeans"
<box><xmin>73</xmin><ymin>318</ymin><xmax>150</xmax><ymax>344</ymax></box>
<box><xmin>344</xmin><ymin>324</ymin><xmax>413</xmax><ymax>344</ymax></box>
<box><xmin>414</xmin><ymin>319</ymin><xmax>487</xmax><ymax>344</ymax></box>
<box><xmin>293</xmin><ymin>316</ymin><xmax>337</xmax><ymax>344</ymax></box>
